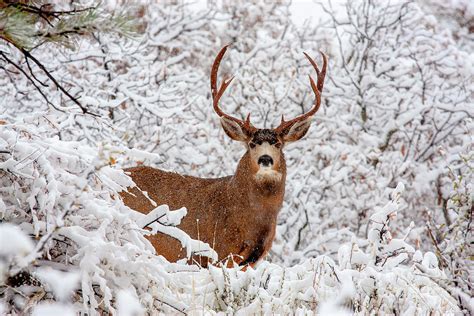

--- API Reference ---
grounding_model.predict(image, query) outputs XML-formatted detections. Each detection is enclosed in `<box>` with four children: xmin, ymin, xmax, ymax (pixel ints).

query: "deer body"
<box><xmin>121</xmin><ymin>45</ymin><xmax>327</xmax><ymax>267</ymax></box>
<box><xmin>121</xmin><ymin>150</ymin><xmax>286</xmax><ymax>265</ymax></box>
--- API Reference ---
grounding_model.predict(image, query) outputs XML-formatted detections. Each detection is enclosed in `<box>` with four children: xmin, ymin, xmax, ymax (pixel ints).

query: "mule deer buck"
<box><xmin>121</xmin><ymin>45</ymin><xmax>327</xmax><ymax>267</ymax></box>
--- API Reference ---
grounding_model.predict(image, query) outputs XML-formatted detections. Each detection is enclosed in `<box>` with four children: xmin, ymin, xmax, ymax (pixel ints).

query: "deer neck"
<box><xmin>230</xmin><ymin>151</ymin><xmax>286</xmax><ymax>212</ymax></box>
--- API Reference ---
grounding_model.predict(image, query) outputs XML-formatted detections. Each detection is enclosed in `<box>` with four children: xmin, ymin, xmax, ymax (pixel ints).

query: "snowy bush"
<box><xmin>0</xmin><ymin>0</ymin><xmax>472</xmax><ymax>314</ymax></box>
<box><xmin>0</xmin><ymin>122</ymin><xmax>185</xmax><ymax>312</ymax></box>
<box><xmin>0</xmin><ymin>128</ymin><xmax>462</xmax><ymax>313</ymax></box>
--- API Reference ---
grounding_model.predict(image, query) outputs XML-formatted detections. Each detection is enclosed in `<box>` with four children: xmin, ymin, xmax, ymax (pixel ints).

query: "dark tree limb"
<box><xmin>5</xmin><ymin>1</ymin><xmax>97</xmax><ymax>22</ymax></box>
<box><xmin>0</xmin><ymin>50</ymin><xmax>63</xmax><ymax>113</ymax></box>
<box><xmin>24</xmin><ymin>54</ymin><xmax>48</xmax><ymax>87</ymax></box>
<box><xmin>20</xmin><ymin>47</ymin><xmax>95</xmax><ymax>115</ymax></box>
<box><xmin>0</xmin><ymin>34</ymin><xmax>98</xmax><ymax>115</ymax></box>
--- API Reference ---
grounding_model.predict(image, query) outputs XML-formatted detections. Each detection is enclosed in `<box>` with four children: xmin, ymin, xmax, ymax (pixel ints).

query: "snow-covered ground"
<box><xmin>0</xmin><ymin>0</ymin><xmax>472</xmax><ymax>314</ymax></box>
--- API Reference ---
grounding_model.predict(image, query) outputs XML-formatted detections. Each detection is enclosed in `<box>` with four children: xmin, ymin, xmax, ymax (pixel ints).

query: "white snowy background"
<box><xmin>0</xmin><ymin>0</ymin><xmax>472</xmax><ymax>314</ymax></box>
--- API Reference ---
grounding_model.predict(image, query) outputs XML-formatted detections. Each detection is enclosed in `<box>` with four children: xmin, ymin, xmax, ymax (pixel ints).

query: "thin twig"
<box><xmin>24</xmin><ymin>56</ymin><xmax>48</xmax><ymax>87</ymax></box>
<box><xmin>20</xmin><ymin>48</ymin><xmax>94</xmax><ymax>115</ymax></box>
<box><xmin>0</xmin><ymin>50</ymin><xmax>63</xmax><ymax>112</ymax></box>
<box><xmin>0</xmin><ymin>34</ymin><xmax>98</xmax><ymax>115</ymax></box>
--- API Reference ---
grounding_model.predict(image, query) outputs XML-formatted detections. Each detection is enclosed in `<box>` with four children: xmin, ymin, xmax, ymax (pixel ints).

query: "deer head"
<box><xmin>211</xmin><ymin>45</ymin><xmax>327</xmax><ymax>186</ymax></box>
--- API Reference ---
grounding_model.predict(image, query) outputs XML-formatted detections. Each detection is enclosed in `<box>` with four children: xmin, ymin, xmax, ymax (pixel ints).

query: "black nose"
<box><xmin>258</xmin><ymin>155</ymin><xmax>273</xmax><ymax>166</ymax></box>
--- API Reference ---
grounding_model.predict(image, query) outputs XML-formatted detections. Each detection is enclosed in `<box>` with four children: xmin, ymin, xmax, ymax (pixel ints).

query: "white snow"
<box><xmin>35</xmin><ymin>267</ymin><xmax>80</xmax><ymax>302</ymax></box>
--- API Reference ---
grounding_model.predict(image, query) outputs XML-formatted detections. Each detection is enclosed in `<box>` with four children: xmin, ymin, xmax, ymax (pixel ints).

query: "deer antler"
<box><xmin>275</xmin><ymin>51</ymin><xmax>327</xmax><ymax>135</ymax></box>
<box><xmin>211</xmin><ymin>44</ymin><xmax>256</xmax><ymax>133</ymax></box>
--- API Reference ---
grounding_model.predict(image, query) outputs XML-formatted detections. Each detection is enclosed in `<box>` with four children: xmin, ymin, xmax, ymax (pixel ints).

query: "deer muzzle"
<box><xmin>258</xmin><ymin>155</ymin><xmax>273</xmax><ymax>167</ymax></box>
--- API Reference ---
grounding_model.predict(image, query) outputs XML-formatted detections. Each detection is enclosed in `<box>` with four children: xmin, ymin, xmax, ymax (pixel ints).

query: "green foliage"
<box><xmin>0</xmin><ymin>5</ymin><xmax>38</xmax><ymax>49</ymax></box>
<box><xmin>0</xmin><ymin>1</ymin><xmax>139</xmax><ymax>51</ymax></box>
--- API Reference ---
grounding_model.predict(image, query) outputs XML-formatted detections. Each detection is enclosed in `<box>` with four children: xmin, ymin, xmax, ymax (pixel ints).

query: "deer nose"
<box><xmin>258</xmin><ymin>155</ymin><xmax>273</xmax><ymax>167</ymax></box>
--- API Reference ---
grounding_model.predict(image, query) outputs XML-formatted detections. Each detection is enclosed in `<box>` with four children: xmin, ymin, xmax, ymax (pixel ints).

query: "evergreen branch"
<box><xmin>0</xmin><ymin>2</ymin><xmax>139</xmax><ymax>115</ymax></box>
<box><xmin>1</xmin><ymin>2</ymin><xmax>138</xmax><ymax>51</ymax></box>
<box><xmin>5</xmin><ymin>2</ymin><xmax>56</xmax><ymax>26</ymax></box>
<box><xmin>4</xmin><ymin>1</ymin><xmax>97</xmax><ymax>21</ymax></box>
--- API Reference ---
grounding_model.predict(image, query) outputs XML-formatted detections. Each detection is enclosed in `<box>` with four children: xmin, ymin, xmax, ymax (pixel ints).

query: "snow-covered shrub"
<box><xmin>0</xmin><ymin>122</ymin><xmax>209</xmax><ymax>313</ymax></box>
<box><xmin>0</xmin><ymin>134</ymin><xmax>461</xmax><ymax>313</ymax></box>
<box><xmin>146</xmin><ymin>183</ymin><xmax>461</xmax><ymax>314</ymax></box>
<box><xmin>422</xmin><ymin>150</ymin><xmax>473</xmax><ymax>313</ymax></box>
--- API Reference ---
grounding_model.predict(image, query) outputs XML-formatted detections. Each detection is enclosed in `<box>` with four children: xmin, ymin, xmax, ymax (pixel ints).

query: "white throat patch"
<box><xmin>255</xmin><ymin>166</ymin><xmax>282</xmax><ymax>182</ymax></box>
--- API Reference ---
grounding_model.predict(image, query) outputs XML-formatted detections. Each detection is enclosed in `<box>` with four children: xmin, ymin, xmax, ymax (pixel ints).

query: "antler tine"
<box><xmin>211</xmin><ymin>45</ymin><xmax>229</xmax><ymax>99</ymax></box>
<box><xmin>303</xmin><ymin>51</ymin><xmax>327</xmax><ymax>93</ymax></box>
<box><xmin>210</xmin><ymin>44</ymin><xmax>255</xmax><ymax>131</ymax></box>
<box><xmin>317</xmin><ymin>51</ymin><xmax>328</xmax><ymax>91</ymax></box>
<box><xmin>276</xmin><ymin>51</ymin><xmax>327</xmax><ymax>133</ymax></box>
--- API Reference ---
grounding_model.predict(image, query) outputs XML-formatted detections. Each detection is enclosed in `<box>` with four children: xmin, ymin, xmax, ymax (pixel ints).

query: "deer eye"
<box><xmin>249</xmin><ymin>143</ymin><xmax>256</xmax><ymax>149</ymax></box>
<box><xmin>275</xmin><ymin>143</ymin><xmax>282</xmax><ymax>149</ymax></box>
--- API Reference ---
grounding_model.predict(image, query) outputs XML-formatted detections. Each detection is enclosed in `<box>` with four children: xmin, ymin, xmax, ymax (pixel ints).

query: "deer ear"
<box><xmin>280</xmin><ymin>117</ymin><xmax>312</xmax><ymax>143</ymax></box>
<box><xmin>220</xmin><ymin>117</ymin><xmax>250</xmax><ymax>141</ymax></box>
